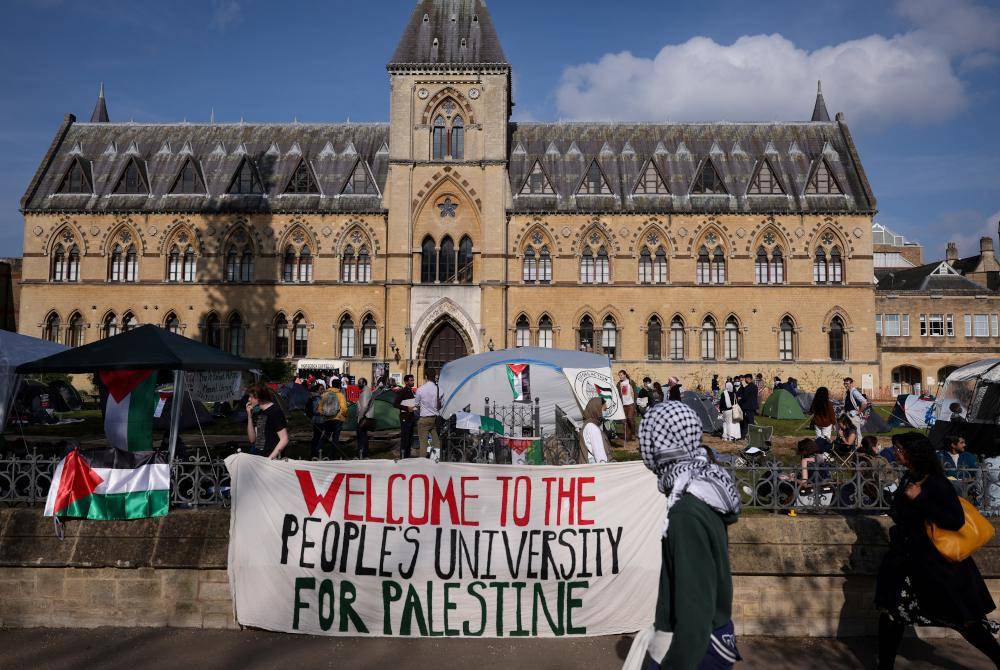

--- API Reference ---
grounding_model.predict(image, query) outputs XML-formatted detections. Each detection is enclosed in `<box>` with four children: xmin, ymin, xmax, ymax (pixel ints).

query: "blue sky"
<box><xmin>0</xmin><ymin>0</ymin><xmax>997</xmax><ymax>260</ymax></box>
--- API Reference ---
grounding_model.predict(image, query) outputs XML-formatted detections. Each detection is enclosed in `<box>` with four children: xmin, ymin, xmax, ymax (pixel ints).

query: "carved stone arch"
<box><xmin>724</xmin><ymin>312</ymin><xmax>742</xmax><ymax>327</ymax></box>
<box><xmin>809</xmin><ymin>219</ymin><xmax>854</xmax><ymax>256</ymax></box>
<box><xmin>336</xmin><ymin>221</ymin><xmax>381</xmax><ymax>255</ymax></box>
<box><xmin>669</xmin><ymin>312</ymin><xmax>688</xmax><ymax>328</ymax></box>
<box><xmin>412</xmin><ymin>169</ymin><xmax>482</xmax><ymax>216</ymax></box>
<box><xmin>159</xmin><ymin>219</ymin><xmax>204</xmax><ymax>256</ymax></box>
<box><xmin>597</xmin><ymin>305</ymin><xmax>624</xmax><ymax>324</ymax></box>
<box><xmin>823</xmin><ymin>306</ymin><xmax>852</xmax><ymax>329</ymax></box>
<box><xmin>645</xmin><ymin>310</ymin><xmax>666</xmax><ymax>326</ymax></box>
<box><xmin>421</xmin><ymin>86</ymin><xmax>477</xmax><ymax>126</ymax></box>
<box><xmin>220</xmin><ymin>221</ymin><xmax>261</xmax><ymax>256</ymax></box>
<box><xmin>44</xmin><ymin>220</ymin><xmax>87</xmax><ymax>256</ymax></box>
<box><xmin>359</xmin><ymin>307</ymin><xmax>380</xmax><ymax>324</ymax></box>
<box><xmin>513</xmin><ymin>223</ymin><xmax>556</xmax><ymax>256</ymax></box>
<box><xmin>413</xmin><ymin>299</ymin><xmax>480</xmax><ymax>357</ymax></box>
<box><xmin>161</xmin><ymin>309</ymin><xmax>179</xmax><ymax>325</ymax></box>
<box><xmin>102</xmin><ymin>221</ymin><xmax>144</xmax><ymax>256</ymax></box>
<box><xmin>688</xmin><ymin>219</ymin><xmax>731</xmax><ymax>255</ymax></box>
<box><xmin>699</xmin><ymin>312</ymin><xmax>720</xmax><ymax>326</ymax></box>
<box><xmin>576</xmin><ymin>222</ymin><xmax>617</xmax><ymax>255</ymax></box>
<box><xmin>513</xmin><ymin>310</ymin><xmax>533</xmax><ymax>326</ymax></box>
<box><xmin>745</xmin><ymin>217</ymin><xmax>791</xmax><ymax>254</ymax></box>
<box><xmin>778</xmin><ymin>312</ymin><xmax>801</xmax><ymax>332</ymax></box>
<box><xmin>276</xmin><ymin>220</ymin><xmax>319</xmax><ymax>254</ymax></box>
<box><xmin>632</xmin><ymin>221</ymin><xmax>673</xmax><ymax>255</ymax></box>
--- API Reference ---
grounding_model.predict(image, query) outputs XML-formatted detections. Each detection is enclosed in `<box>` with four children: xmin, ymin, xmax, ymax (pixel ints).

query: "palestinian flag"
<box><xmin>506</xmin><ymin>364</ymin><xmax>530</xmax><ymax>402</ymax></box>
<box><xmin>507</xmin><ymin>437</ymin><xmax>543</xmax><ymax>466</ymax></box>
<box><xmin>44</xmin><ymin>447</ymin><xmax>169</xmax><ymax>520</ymax></box>
<box><xmin>454</xmin><ymin>411</ymin><xmax>504</xmax><ymax>435</ymax></box>
<box><xmin>101</xmin><ymin>369</ymin><xmax>157</xmax><ymax>452</ymax></box>
<box><xmin>594</xmin><ymin>384</ymin><xmax>614</xmax><ymax>402</ymax></box>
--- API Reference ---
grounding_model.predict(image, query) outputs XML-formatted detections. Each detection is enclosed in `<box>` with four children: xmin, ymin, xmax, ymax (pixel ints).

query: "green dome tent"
<box><xmin>761</xmin><ymin>388</ymin><xmax>807</xmax><ymax>420</ymax></box>
<box><xmin>344</xmin><ymin>388</ymin><xmax>401</xmax><ymax>432</ymax></box>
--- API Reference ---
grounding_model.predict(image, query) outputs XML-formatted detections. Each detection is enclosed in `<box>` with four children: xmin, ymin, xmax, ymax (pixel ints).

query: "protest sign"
<box><xmin>183</xmin><ymin>370</ymin><xmax>242</xmax><ymax>403</ymax></box>
<box><xmin>224</xmin><ymin>455</ymin><xmax>662</xmax><ymax>637</ymax></box>
<box><xmin>562</xmin><ymin>368</ymin><xmax>626</xmax><ymax>421</ymax></box>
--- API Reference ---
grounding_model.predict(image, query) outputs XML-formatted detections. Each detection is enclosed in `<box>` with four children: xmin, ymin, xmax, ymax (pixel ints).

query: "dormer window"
<box><xmin>228</xmin><ymin>158</ymin><xmax>263</xmax><ymax>195</ymax></box>
<box><xmin>284</xmin><ymin>160</ymin><xmax>319</xmax><ymax>194</ymax></box>
<box><xmin>113</xmin><ymin>158</ymin><xmax>148</xmax><ymax>195</ymax></box>
<box><xmin>57</xmin><ymin>159</ymin><xmax>91</xmax><ymax>194</ymax></box>
<box><xmin>170</xmin><ymin>158</ymin><xmax>205</xmax><ymax>194</ymax></box>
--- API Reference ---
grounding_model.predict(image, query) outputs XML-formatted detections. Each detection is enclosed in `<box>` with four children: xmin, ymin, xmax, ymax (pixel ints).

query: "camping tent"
<box><xmin>761</xmin><ymin>388</ymin><xmax>807</xmax><ymax>420</ymax></box>
<box><xmin>862</xmin><ymin>410</ymin><xmax>892</xmax><ymax>435</ymax></box>
<box><xmin>888</xmin><ymin>394</ymin><xmax>935</xmax><ymax>428</ymax></box>
<box><xmin>153</xmin><ymin>393</ymin><xmax>214</xmax><ymax>431</ymax></box>
<box><xmin>0</xmin><ymin>330</ymin><xmax>68</xmax><ymax>429</ymax></box>
<box><xmin>48</xmin><ymin>379</ymin><xmax>83</xmax><ymax>411</ymax></box>
<box><xmin>930</xmin><ymin>360</ymin><xmax>1000</xmax><ymax>454</ymax></box>
<box><xmin>796</xmin><ymin>392</ymin><xmax>815</xmax><ymax>414</ymax></box>
<box><xmin>438</xmin><ymin>348</ymin><xmax>624</xmax><ymax>433</ymax></box>
<box><xmin>18</xmin><ymin>325</ymin><xmax>255</xmax><ymax>461</ymax></box>
<box><xmin>279</xmin><ymin>383</ymin><xmax>311</xmax><ymax>411</ymax></box>
<box><xmin>680</xmin><ymin>391</ymin><xmax>723</xmax><ymax>434</ymax></box>
<box><xmin>344</xmin><ymin>388</ymin><xmax>401</xmax><ymax>432</ymax></box>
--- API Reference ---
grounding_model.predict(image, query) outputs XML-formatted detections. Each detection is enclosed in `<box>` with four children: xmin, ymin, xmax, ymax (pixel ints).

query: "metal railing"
<box><xmin>3</xmin><ymin>447</ymin><xmax>998</xmax><ymax>515</ymax></box>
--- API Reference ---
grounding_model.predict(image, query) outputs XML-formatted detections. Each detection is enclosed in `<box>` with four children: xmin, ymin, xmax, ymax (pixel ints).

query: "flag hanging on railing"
<box><xmin>44</xmin><ymin>447</ymin><xmax>169</xmax><ymax>520</ymax></box>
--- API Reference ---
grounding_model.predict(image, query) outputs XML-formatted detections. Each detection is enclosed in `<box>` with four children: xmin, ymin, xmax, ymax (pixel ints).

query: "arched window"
<box><xmin>450</xmin><ymin>116</ymin><xmax>464</xmax><ymax>160</ymax></box>
<box><xmin>670</xmin><ymin>317</ymin><xmax>685</xmax><ymax>361</ymax></box>
<box><xmin>102</xmin><ymin>312</ymin><xmax>118</xmax><ymax>339</ymax></box>
<box><xmin>647</xmin><ymin>316</ymin><xmax>662</xmax><ymax>361</ymax></box>
<box><xmin>183</xmin><ymin>246</ymin><xmax>196</xmax><ymax>282</ymax></box>
<box><xmin>122</xmin><ymin>311</ymin><xmax>137</xmax><ymax>333</ymax></box>
<box><xmin>770</xmin><ymin>247</ymin><xmax>784</xmax><ymax>284</ymax></box>
<box><xmin>580</xmin><ymin>248</ymin><xmax>594</xmax><ymax>284</ymax></box>
<box><xmin>579</xmin><ymin>315</ymin><xmax>594</xmax><ymax>352</ymax></box>
<box><xmin>438</xmin><ymin>236</ymin><xmax>456</xmax><ymax>283</ymax></box>
<box><xmin>341</xmin><ymin>245</ymin><xmax>356</xmax><ymax>283</ymax></box>
<box><xmin>696</xmin><ymin>246</ymin><xmax>711</xmax><ymax>284</ymax></box>
<box><xmin>830</xmin><ymin>247</ymin><xmax>843</xmax><ymax>284</ymax></box>
<box><xmin>283</xmin><ymin>247</ymin><xmax>296</xmax><ymax>283</ymax></box>
<box><xmin>779</xmin><ymin>316</ymin><xmax>795</xmax><ymax>361</ymax></box>
<box><xmin>225</xmin><ymin>247</ymin><xmax>238</xmax><ymax>282</ymax></box>
<box><xmin>240</xmin><ymin>247</ymin><xmax>254</xmax><ymax>282</ymax></box>
<box><xmin>292</xmin><ymin>314</ymin><xmax>308</xmax><ymax>358</ymax></box>
<box><xmin>361</xmin><ymin>316</ymin><xmax>377</xmax><ymax>358</ymax></box>
<box><xmin>515</xmin><ymin>315</ymin><xmax>531</xmax><ymax>348</ymax></box>
<box><xmin>125</xmin><ymin>246</ymin><xmax>138</xmax><ymax>282</ymax></box>
<box><xmin>274</xmin><ymin>314</ymin><xmax>289</xmax><ymax>358</ymax></box>
<box><xmin>298</xmin><ymin>246</ymin><xmax>312</xmax><ymax>283</ymax></box>
<box><xmin>596</xmin><ymin>247</ymin><xmax>610</xmax><ymax>284</ymax></box>
<box><xmin>51</xmin><ymin>244</ymin><xmax>66</xmax><ymax>282</ymax></box>
<box><xmin>67</xmin><ymin>312</ymin><xmax>83</xmax><ymax>347</ymax></box>
<box><xmin>110</xmin><ymin>244</ymin><xmax>123</xmax><ymax>282</ymax></box>
<box><xmin>432</xmin><ymin>116</ymin><xmax>447</xmax><ymax>160</ymax></box>
<box><xmin>539</xmin><ymin>246</ymin><xmax>552</xmax><ymax>283</ymax></box>
<box><xmin>701</xmin><ymin>317</ymin><xmax>717</xmax><ymax>360</ymax></box>
<box><xmin>66</xmin><ymin>245</ymin><xmax>80</xmax><ymax>282</ymax></box>
<box><xmin>357</xmin><ymin>247</ymin><xmax>371</xmax><ymax>283</ymax></box>
<box><xmin>813</xmin><ymin>248</ymin><xmax>828</xmax><ymax>283</ymax></box>
<box><xmin>421</xmin><ymin>236</ymin><xmax>437</xmax><ymax>283</ymax></box>
<box><xmin>44</xmin><ymin>312</ymin><xmax>60</xmax><ymax>342</ymax></box>
<box><xmin>602</xmin><ymin>316</ymin><xmax>618</xmax><ymax>358</ymax></box>
<box><xmin>340</xmin><ymin>315</ymin><xmax>355</xmax><ymax>358</ymax></box>
<box><xmin>654</xmin><ymin>247</ymin><xmax>668</xmax><ymax>283</ymax></box>
<box><xmin>755</xmin><ymin>247</ymin><xmax>768</xmax><ymax>284</ymax></box>
<box><xmin>724</xmin><ymin>317</ymin><xmax>740</xmax><ymax>361</ymax></box>
<box><xmin>167</xmin><ymin>246</ymin><xmax>181</xmax><ymax>282</ymax></box>
<box><xmin>639</xmin><ymin>247</ymin><xmax>653</xmax><ymax>284</ymax></box>
<box><xmin>458</xmin><ymin>236</ymin><xmax>473</xmax><ymax>284</ymax></box>
<box><xmin>523</xmin><ymin>247</ymin><xmax>537</xmax><ymax>283</ymax></box>
<box><xmin>538</xmin><ymin>315</ymin><xmax>553</xmax><ymax>349</ymax></box>
<box><xmin>829</xmin><ymin>316</ymin><xmax>846</xmax><ymax>361</ymax></box>
<box><xmin>203</xmin><ymin>313</ymin><xmax>221</xmax><ymax>348</ymax></box>
<box><xmin>227</xmin><ymin>313</ymin><xmax>244</xmax><ymax>356</ymax></box>
<box><xmin>164</xmin><ymin>312</ymin><xmax>180</xmax><ymax>335</ymax></box>
<box><xmin>712</xmin><ymin>246</ymin><xmax>726</xmax><ymax>284</ymax></box>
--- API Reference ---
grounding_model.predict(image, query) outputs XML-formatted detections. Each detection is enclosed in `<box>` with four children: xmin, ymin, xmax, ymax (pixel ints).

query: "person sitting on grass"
<box><xmin>833</xmin><ymin>415</ymin><xmax>858</xmax><ymax>457</ymax></box>
<box><xmin>937</xmin><ymin>435</ymin><xmax>978</xmax><ymax>483</ymax></box>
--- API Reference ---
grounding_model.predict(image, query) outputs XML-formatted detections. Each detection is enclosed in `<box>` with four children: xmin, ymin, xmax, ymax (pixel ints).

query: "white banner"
<box><xmin>225</xmin><ymin>454</ymin><xmax>662</xmax><ymax>637</ymax></box>
<box><xmin>183</xmin><ymin>371</ymin><xmax>242</xmax><ymax>403</ymax></box>
<box><xmin>562</xmin><ymin>367</ymin><xmax>626</xmax><ymax>421</ymax></box>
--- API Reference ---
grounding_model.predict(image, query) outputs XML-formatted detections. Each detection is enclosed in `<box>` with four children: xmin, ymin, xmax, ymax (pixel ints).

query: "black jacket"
<box><xmin>875</xmin><ymin>472</ymin><xmax>995</xmax><ymax>625</ymax></box>
<box><xmin>736</xmin><ymin>385</ymin><xmax>758</xmax><ymax>413</ymax></box>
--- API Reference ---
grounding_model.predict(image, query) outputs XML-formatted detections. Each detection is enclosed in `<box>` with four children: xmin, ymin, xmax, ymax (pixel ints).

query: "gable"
<box><xmin>805</xmin><ymin>158</ymin><xmax>843</xmax><ymax>195</ymax></box>
<box><xmin>284</xmin><ymin>159</ymin><xmax>319</xmax><ymax>195</ymax></box>
<box><xmin>577</xmin><ymin>160</ymin><xmax>613</xmax><ymax>195</ymax></box>
<box><xmin>56</xmin><ymin>158</ymin><xmax>92</xmax><ymax>194</ymax></box>
<box><xmin>227</xmin><ymin>158</ymin><xmax>264</xmax><ymax>195</ymax></box>
<box><xmin>112</xmin><ymin>157</ymin><xmax>149</xmax><ymax>195</ymax></box>
<box><xmin>747</xmin><ymin>159</ymin><xmax>784</xmax><ymax>195</ymax></box>
<box><xmin>633</xmin><ymin>160</ymin><xmax>668</xmax><ymax>195</ymax></box>
<box><xmin>342</xmin><ymin>160</ymin><xmax>377</xmax><ymax>195</ymax></box>
<box><xmin>519</xmin><ymin>161</ymin><xmax>554</xmax><ymax>195</ymax></box>
<box><xmin>690</xmin><ymin>158</ymin><xmax>727</xmax><ymax>195</ymax></box>
<box><xmin>169</xmin><ymin>157</ymin><xmax>206</xmax><ymax>195</ymax></box>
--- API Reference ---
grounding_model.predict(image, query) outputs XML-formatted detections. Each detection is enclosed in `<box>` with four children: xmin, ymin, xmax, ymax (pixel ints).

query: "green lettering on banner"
<box><xmin>566</xmin><ymin>580</ymin><xmax>588</xmax><ymax>635</ymax></box>
<box><xmin>293</xmin><ymin>577</ymin><xmax>315</xmax><ymax>630</ymax></box>
<box><xmin>318</xmin><ymin>579</ymin><xmax>336</xmax><ymax>631</ymax></box>
<box><xmin>339</xmin><ymin>580</ymin><xmax>368</xmax><ymax>633</ymax></box>
<box><xmin>533</xmin><ymin>581</ymin><xmax>564</xmax><ymax>636</ymax></box>
<box><xmin>510</xmin><ymin>581</ymin><xmax>529</xmax><ymax>637</ymax></box>
<box><xmin>464</xmin><ymin>581</ymin><xmax>487</xmax><ymax>636</ymax></box>
<box><xmin>382</xmin><ymin>580</ymin><xmax>403</xmax><ymax>635</ymax></box>
<box><xmin>400</xmin><ymin>584</ymin><xmax>428</xmax><ymax>636</ymax></box>
<box><xmin>443</xmin><ymin>582</ymin><xmax>460</xmax><ymax>636</ymax></box>
<box><xmin>425</xmin><ymin>581</ymin><xmax>444</xmax><ymax>636</ymax></box>
<box><xmin>489</xmin><ymin>581</ymin><xmax>508</xmax><ymax>636</ymax></box>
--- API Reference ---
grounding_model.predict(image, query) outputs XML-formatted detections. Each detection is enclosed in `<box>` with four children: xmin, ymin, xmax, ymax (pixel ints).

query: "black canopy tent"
<box><xmin>17</xmin><ymin>325</ymin><xmax>257</xmax><ymax>462</ymax></box>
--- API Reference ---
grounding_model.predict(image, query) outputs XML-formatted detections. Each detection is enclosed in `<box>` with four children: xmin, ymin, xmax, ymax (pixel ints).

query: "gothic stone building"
<box><xmin>18</xmin><ymin>0</ymin><xmax>880</xmax><ymax>389</ymax></box>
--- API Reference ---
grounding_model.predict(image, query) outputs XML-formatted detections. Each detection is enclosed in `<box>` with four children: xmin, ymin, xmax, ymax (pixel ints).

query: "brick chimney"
<box><xmin>946</xmin><ymin>242</ymin><xmax>958</xmax><ymax>262</ymax></box>
<box><xmin>980</xmin><ymin>236</ymin><xmax>999</xmax><ymax>272</ymax></box>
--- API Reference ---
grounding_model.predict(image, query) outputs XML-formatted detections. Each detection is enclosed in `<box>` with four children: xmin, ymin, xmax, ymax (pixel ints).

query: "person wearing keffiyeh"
<box><xmin>631</xmin><ymin>401</ymin><xmax>742</xmax><ymax>670</ymax></box>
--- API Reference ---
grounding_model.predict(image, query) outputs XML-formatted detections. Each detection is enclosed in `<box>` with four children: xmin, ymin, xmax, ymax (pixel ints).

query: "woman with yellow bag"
<box><xmin>875</xmin><ymin>434</ymin><xmax>1000</xmax><ymax>669</ymax></box>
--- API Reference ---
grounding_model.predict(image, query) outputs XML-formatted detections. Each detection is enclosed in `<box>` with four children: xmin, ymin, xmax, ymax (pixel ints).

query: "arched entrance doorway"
<box><xmin>892</xmin><ymin>365</ymin><xmax>923</xmax><ymax>395</ymax></box>
<box><xmin>938</xmin><ymin>365</ymin><xmax>959</xmax><ymax>385</ymax></box>
<box><xmin>422</xmin><ymin>321</ymin><xmax>468</xmax><ymax>380</ymax></box>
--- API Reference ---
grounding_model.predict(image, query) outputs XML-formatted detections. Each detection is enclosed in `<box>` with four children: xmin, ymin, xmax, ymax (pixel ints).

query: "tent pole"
<box><xmin>168</xmin><ymin>370</ymin><xmax>185</xmax><ymax>464</ymax></box>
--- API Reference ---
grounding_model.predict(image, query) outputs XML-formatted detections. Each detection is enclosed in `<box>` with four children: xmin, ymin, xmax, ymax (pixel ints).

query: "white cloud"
<box><xmin>951</xmin><ymin>210</ymin><xmax>1000</xmax><ymax>256</ymax></box>
<box><xmin>210</xmin><ymin>0</ymin><xmax>241</xmax><ymax>29</ymax></box>
<box><xmin>554</xmin><ymin>0</ymin><xmax>998</xmax><ymax>127</ymax></box>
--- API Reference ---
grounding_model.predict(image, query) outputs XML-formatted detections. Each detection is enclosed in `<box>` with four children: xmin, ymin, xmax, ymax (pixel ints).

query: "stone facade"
<box><xmin>18</xmin><ymin>0</ymin><xmax>884</xmax><ymax>389</ymax></box>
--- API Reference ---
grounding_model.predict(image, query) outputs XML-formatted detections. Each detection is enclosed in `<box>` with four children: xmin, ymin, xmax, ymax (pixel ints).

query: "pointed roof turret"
<box><xmin>389</xmin><ymin>0</ymin><xmax>507</xmax><ymax>67</ymax></box>
<box><xmin>90</xmin><ymin>82</ymin><xmax>110</xmax><ymax>123</ymax></box>
<box><xmin>811</xmin><ymin>80</ymin><xmax>831</xmax><ymax>122</ymax></box>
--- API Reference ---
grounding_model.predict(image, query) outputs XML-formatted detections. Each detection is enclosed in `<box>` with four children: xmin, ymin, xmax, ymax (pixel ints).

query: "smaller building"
<box><xmin>873</xmin><ymin>222</ymin><xmax>922</xmax><ymax>270</ymax></box>
<box><xmin>875</xmin><ymin>233</ymin><xmax>1000</xmax><ymax>396</ymax></box>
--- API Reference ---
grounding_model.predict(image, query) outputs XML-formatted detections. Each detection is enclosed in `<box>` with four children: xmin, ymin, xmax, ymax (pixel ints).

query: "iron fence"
<box><xmin>3</xmin><ymin>447</ymin><xmax>999</xmax><ymax>516</ymax></box>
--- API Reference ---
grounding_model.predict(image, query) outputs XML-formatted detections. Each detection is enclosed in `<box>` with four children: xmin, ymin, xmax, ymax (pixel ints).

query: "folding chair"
<box><xmin>746</xmin><ymin>424</ymin><xmax>773</xmax><ymax>453</ymax></box>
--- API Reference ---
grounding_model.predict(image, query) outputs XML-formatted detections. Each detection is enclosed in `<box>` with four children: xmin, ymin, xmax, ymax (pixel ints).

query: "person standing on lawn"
<box><xmin>245</xmin><ymin>384</ymin><xmax>288</xmax><ymax>460</ymax></box>
<box><xmin>414</xmin><ymin>370</ymin><xmax>441</xmax><ymax>457</ymax></box>
<box><xmin>843</xmin><ymin>377</ymin><xmax>870</xmax><ymax>440</ymax></box>
<box><xmin>318</xmin><ymin>379</ymin><xmax>348</xmax><ymax>459</ymax></box>
<box><xmin>395</xmin><ymin>374</ymin><xmax>417</xmax><ymax>458</ymax></box>
<box><xmin>618</xmin><ymin>370</ymin><xmax>638</xmax><ymax>443</ymax></box>
<box><xmin>736</xmin><ymin>373</ymin><xmax>758</xmax><ymax>439</ymax></box>
<box><xmin>355</xmin><ymin>378</ymin><xmax>373</xmax><ymax>459</ymax></box>
<box><xmin>809</xmin><ymin>386</ymin><xmax>837</xmax><ymax>441</ymax></box>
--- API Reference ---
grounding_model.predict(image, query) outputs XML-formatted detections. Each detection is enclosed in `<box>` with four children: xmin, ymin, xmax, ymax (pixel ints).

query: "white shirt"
<box><xmin>414</xmin><ymin>381</ymin><xmax>440</xmax><ymax>418</ymax></box>
<box><xmin>582</xmin><ymin>423</ymin><xmax>608</xmax><ymax>463</ymax></box>
<box><xmin>619</xmin><ymin>380</ymin><xmax>634</xmax><ymax>406</ymax></box>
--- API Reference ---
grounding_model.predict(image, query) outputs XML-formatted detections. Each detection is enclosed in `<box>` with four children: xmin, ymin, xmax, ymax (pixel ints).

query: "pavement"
<box><xmin>0</xmin><ymin>628</ymin><xmax>996</xmax><ymax>669</ymax></box>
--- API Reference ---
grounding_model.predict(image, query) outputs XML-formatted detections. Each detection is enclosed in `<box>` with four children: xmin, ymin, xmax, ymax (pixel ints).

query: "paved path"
<box><xmin>0</xmin><ymin>628</ymin><xmax>995</xmax><ymax>669</ymax></box>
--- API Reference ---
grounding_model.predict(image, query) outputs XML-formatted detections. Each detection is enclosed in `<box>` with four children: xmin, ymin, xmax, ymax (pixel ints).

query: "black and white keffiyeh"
<box><xmin>639</xmin><ymin>401</ymin><xmax>741</xmax><ymax>536</ymax></box>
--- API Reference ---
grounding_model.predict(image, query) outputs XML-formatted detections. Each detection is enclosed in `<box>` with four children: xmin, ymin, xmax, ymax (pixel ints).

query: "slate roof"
<box><xmin>389</xmin><ymin>0</ymin><xmax>507</xmax><ymax>67</ymax></box>
<box><xmin>22</xmin><ymin>121</ymin><xmax>390</xmax><ymax>214</ymax></box>
<box><xmin>876</xmin><ymin>261</ymin><xmax>989</xmax><ymax>293</ymax></box>
<box><xmin>507</xmin><ymin>119</ymin><xmax>875</xmax><ymax>214</ymax></box>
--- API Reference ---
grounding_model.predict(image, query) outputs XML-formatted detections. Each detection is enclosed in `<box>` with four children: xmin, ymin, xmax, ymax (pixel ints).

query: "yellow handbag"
<box><xmin>926</xmin><ymin>497</ymin><xmax>996</xmax><ymax>563</ymax></box>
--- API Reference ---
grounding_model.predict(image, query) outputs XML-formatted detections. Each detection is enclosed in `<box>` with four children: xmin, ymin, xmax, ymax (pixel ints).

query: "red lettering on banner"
<box><xmin>460</xmin><ymin>477</ymin><xmax>479</xmax><ymax>527</ymax></box>
<box><xmin>364</xmin><ymin>475</ymin><xmax>385</xmax><ymax>523</ymax></box>
<box><xmin>496</xmin><ymin>476</ymin><xmax>512</xmax><ymax>526</ymax></box>
<box><xmin>295</xmin><ymin>471</ymin><xmax>345</xmax><ymax>516</ymax></box>
<box><xmin>577</xmin><ymin>476</ymin><xmax>596</xmax><ymax>526</ymax></box>
<box><xmin>386</xmin><ymin>473</ymin><xmax>404</xmax><ymax>524</ymax></box>
<box><xmin>343</xmin><ymin>473</ymin><xmax>365</xmax><ymax>521</ymax></box>
<box><xmin>409</xmin><ymin>475</ymin><xmax>429</xmax><ymax>525</ymax></box>
<box><xmin>430</xmin><ymin>478</ymin><xmax>460</xmax><ymax>525</ymax></box>
<box><xmin>512</xmin><ymin>476</ymin><xmax>531</xmax><ymax>527</ymax></box>
<box><xmin>542</xmin><ymin>477</ymin><xmax>556</xmax><ymax>525</ymax></box>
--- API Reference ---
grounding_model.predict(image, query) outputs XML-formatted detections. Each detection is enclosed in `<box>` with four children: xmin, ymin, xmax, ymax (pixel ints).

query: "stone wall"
<box><xmin>3</xmin><ymin>508</ymin><xmax>999</xmax><ymax>637</ymax></box>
